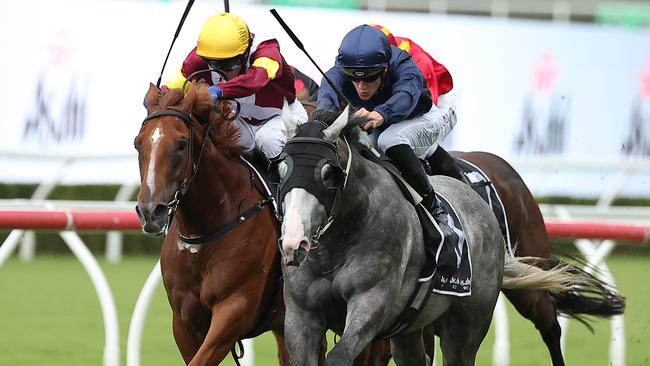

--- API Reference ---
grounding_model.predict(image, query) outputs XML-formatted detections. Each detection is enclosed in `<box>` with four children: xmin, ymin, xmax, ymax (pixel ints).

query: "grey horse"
<box><xmin>275</xmin><ymin>106</ymin><xmax>487</xmax><ymax>366</ymax></box>
<box><xmin>274</xmin><ymin>106</ymin><xmax>582</xmax><ymax>366</ymax></box>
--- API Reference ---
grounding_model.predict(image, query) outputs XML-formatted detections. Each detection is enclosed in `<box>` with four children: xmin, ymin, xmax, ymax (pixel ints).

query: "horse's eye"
<box><xmin>176</xmin><ymin>140</ymin><xmax>188</xmax><ymax>152</ymax></box>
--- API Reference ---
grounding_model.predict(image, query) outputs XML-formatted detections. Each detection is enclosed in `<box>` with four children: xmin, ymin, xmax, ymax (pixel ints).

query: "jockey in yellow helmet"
<box><xmin>165</xmin><ymin>13</ymin><xmax>307</xmax><ymax>158</ymax></box>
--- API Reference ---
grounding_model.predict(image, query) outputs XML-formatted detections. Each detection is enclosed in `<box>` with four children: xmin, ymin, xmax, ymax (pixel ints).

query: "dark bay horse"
<box><xmin>135</xmin><ymin>82</ymin><xmax>286</xmax><ymax>365</ymax></box>
<box><xmin>446</xmin><ymin>151</ymin><xmax>625</xmax><ymax>366</ymax></box>
<box><xmin>275</xmin><ymin>107</ymin><xmax>585</xmax><ymax>366</ymax></box>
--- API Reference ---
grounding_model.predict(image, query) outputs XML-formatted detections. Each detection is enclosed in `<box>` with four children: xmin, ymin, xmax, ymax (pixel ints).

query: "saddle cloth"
<box><xmin>455</xmin><ymin>157</ymin><xmax>514</xmax><ymax>255</ymax></box>
<box><xmin>417</xmin><ymin>156</ymin><xmax>515</xmax><ymax>295</ymax></box>
<box><xmin>417</xmin><ymin>194</ymin><xmax>472</xmax><ymax>296</ymax></box>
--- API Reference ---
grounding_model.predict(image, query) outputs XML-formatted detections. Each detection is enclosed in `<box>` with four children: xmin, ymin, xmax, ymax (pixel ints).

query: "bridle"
<box><xmin>141</xmin><ymin>108</ymin><xmax>212</xmax><ymax>233</ymax></box>
<box><xmin>312</xmin><ymin>135</ymin><xmax>352</xmax><ymax>241</ymax></box>
<box><xmin>140</xmin><ymin>102</ymin><xmax>272</xmax><ymax>244</ymax></box>
<box><xmin>270</xmin><ymin>125</ymin><xmax>353</xmax><ymax>244</ymax></box>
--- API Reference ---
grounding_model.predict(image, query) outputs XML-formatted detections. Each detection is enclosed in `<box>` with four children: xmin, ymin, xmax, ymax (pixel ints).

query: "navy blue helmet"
<box><xmin>336</xmin><ymin>25</ymin><xmax>391</xmax><ymax>80</ymax></box>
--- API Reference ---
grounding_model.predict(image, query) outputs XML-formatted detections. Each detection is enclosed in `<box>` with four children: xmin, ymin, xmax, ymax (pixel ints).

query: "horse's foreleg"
<box><xmin>188</xmin><ymin>296</ymin><xmax>250</xmax><ymax>366</ymax></box>
<box><xmin>353</xmin><ymin>340</ymin><xmax>392</xmax><ymax>366</ymax></box>
<box><xmin>271</xmin><ymin>328</ymin><xmax>291</xmax><ymax>366</ymax></box>
<box><xmin>390</xmin><ymin>329</ymin><xmax>430</xmax><ymax>366</ymax></box>
<box><xmin>325</xmin><ymin>294</ymin><xmax>387</xmax><ymax>366</ymax></box>
<box><xmin>284</xmin><ymin>297</ymin><xmax>326</xmax><ymax>366</ymax></box>
<box><xmin>172</xmin><ymin>312</ymin><xmax>203</xmax><ymax>364</ymax></box>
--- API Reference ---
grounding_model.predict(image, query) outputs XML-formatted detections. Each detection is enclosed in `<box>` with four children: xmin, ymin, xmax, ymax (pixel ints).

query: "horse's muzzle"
<box><xmin>135</xmin><ymin>202</ymin><xmax>168</xmax><ymax>236</ymax></box>
<box><xmin>280</xmin><ymin>237</ymin><xmax>311</xmax><ymax>266</ymax></box>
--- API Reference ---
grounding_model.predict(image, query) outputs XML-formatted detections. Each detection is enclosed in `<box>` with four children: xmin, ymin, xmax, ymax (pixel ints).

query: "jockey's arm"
<box><xmin>164</xmin><ymin>47</ymin><xmax>211</xmax><ymax>92</ymax></box>
<box><xmin>374</xmin><ymin>51</ymin><xmax>428</xmax><ymax>126</ymax></box>
<box><xmin>165</xmin><ymin>69</ymin><xmax>186</xmax><ymax>91</ymax></box>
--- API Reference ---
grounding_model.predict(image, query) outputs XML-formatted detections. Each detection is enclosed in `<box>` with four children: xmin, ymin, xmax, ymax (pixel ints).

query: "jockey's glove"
<box><xmin>208</xmin><ymin>85</ymin><xmax>223</xmax><ymax>104</ymax></box>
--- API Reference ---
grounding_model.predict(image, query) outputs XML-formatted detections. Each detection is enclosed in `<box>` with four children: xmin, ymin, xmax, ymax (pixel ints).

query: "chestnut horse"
<box><xmin>134</xmin><ymin>82</ymin><xmax>393</xmax><ymax>365</ymax></box>
<box><xmin>135</xmin><ymin>82</ymin><xmax>286</xmax><ymax>365</ymax></box>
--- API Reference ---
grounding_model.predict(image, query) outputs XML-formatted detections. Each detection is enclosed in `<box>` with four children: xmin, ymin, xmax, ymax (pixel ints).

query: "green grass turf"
<box><xmin>0</xmin><ymin>252</ymin><xmax>648</xmax><ymax>365</ymax></box>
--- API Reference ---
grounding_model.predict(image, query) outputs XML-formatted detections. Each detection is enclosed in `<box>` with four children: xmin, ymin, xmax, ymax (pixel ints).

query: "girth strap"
<box><xmin>377</xmin><ymin>272</ymin><xmax>436</xmax><ymax>339</ymax></box>
<box><xmin>178</xmin><ymin>196</ymin><xmax>272</xmax><ymax>244</ymax></box>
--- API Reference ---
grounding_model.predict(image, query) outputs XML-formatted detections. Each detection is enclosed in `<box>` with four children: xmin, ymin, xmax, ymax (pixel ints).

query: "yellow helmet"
<box><xmin>196</xmin><ymin>13</ymin><xmax>250</xmax><ymax>59</ymax></box>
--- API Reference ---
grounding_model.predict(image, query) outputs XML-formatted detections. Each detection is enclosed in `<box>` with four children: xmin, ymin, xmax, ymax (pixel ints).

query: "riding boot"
<box><xmin>385</xmin><ymin>145</ymin><xmax>459</xmax><ymax>278</ymax></box>
<box><xmin>426</xmin><ymin>146</ymin><xmax>468</xmax><ymax>184</ymax></box>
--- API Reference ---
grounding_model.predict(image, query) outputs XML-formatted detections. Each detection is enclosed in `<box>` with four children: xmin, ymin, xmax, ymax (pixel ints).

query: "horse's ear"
<box><xmin>282</xmin><ymin>98</ymin><xmax>298</xmax><ymax>139</ymax></box>
<box><xmin>180</xmin><ymin>81</ymin><xmax>197</xmax><ymax>113</ymax></box>
<box><xmin>144</xmin><ymin>83</ymin><xmax>160</xmax><ymax>111</ymax></box>
<box><xmin>323</xmin><ymin>106</ymin><xmax>349</xmax><ymax>142</ymax></box>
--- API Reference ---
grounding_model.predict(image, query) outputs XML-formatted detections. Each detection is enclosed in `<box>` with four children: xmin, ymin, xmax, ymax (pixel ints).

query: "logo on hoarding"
<box><xmin>622</xmin><ymin>60</ymin><xmax>650</xmax><ymax>156</ymax></box>
<box><xmin>22</xmin><ymin>31</ymin><xmax>87</xmax><ymax>146</ymax></box>
<box><xmin>514</xmin><ymin>52</ymin><xmax>569</xmax><ymax>156</ymax></box>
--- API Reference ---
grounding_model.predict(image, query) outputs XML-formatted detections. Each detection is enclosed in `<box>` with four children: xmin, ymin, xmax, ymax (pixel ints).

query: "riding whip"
<box><xmin>155</xmin><ymin>0</ymin><xmax>196</xmax><ymax>88</ymax></box>
<box><xmin>269</xmin><ymin>9</ymin><xmax>353</xmax><ymax>107</ymax></box>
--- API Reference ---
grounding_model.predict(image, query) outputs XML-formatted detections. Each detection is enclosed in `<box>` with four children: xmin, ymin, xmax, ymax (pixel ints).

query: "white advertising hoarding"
<box><xmin>0</xmin><ymin>0</ymin><xmax>648</xmax><ymax>197</ymax></box>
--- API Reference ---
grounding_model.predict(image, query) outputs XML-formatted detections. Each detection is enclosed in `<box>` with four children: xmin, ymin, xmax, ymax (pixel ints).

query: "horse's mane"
<box><xmin>160</xmin><ymin>83</ymin><xmax>243</xmax><ymax>159</ymax></box>
<box><xmin>159</xmin><ymin>88</ymin><xmax>184</xmax><ymax>108</ymax></box>
<box><xmin>311</xmin><ymin>108</ymin><xmax>370</xmax><ymax>143</ymax></box>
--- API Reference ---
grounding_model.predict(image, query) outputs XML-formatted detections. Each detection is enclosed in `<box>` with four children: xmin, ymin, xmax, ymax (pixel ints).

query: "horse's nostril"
<box><xmin>135</xmin><ymin>205</ymin><xmax>145</xmax><ymax>221</ymax></box>
<box><xmin>153</xmin><ymin>204</ymin><xmax>168</xmax><ymax>218</ymax></box>
<box><xmin>299</xmin><ymin>239</ymin><xmax>311</xmax><ymax>252</ymax></box>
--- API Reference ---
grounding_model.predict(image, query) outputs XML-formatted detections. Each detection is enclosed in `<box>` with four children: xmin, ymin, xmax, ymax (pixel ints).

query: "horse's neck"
<box><xmin>176</xmin><ymin>152</ymin><xmax>252</xmax><ymax>236</ymax></box>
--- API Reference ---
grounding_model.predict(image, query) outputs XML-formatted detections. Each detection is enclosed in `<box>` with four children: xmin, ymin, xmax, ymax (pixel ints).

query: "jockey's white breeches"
<box><xmin>233</xmin><ymin>101</ymin><xmax>308</xmax><ymax>158</ymax></box>
<box><xmin>372</xmin><ymin>92</ymin><xmax>457</xmax><ymax>159</ymax></box>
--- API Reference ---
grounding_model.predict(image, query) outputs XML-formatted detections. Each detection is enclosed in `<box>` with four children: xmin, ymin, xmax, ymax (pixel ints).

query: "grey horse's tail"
<box><xmin>502</xmin><ymin>255</ymin><xmax>625</xmax><ymax>331</ymax></box>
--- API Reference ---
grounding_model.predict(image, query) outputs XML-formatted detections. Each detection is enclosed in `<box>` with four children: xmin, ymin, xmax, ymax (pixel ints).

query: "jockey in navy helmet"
<box><xmin>317</xmin><ymin>25</ymin><xmax>459</xmax><ymax>264</ymax></box>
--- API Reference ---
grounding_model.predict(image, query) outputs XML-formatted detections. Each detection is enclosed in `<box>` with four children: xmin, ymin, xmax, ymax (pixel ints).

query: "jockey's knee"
<box><xmin>256</xmin><ymin>135</ymin><xmax>285</xmax><ymax>159</ymax></box>
<box><xmin>377</xmin><ymin>133</ymin><xmax>407</xmax><ymax>154</ymax></box>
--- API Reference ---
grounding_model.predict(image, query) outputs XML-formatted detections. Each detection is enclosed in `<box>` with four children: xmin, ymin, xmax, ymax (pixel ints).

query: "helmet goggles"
<box><xmin>204</xmin><ymin>56</ymin><xmax>243</xmax><ymax>72</ymax></box>
<box><xmin>341</xmin><ymin>67</ymin><xmax>385</xmax><ymax>82</ymax></box>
